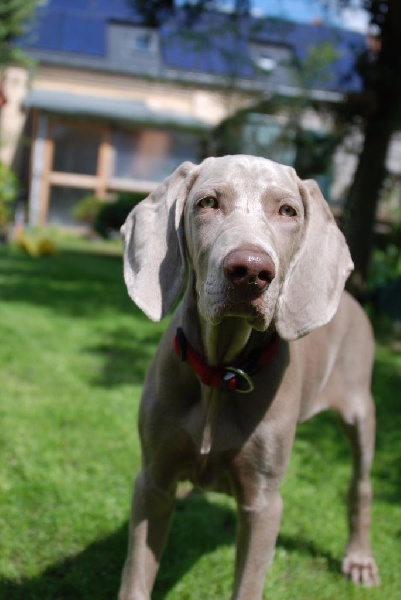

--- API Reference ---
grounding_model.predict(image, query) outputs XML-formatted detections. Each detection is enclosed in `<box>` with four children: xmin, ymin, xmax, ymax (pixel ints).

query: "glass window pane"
<box><xmin>112</xmin><ymin>127</ymin><xmax>199</xmax><ymax>182</ymax></box>
<box><xmin>52</xmin><ymin>123</ymin><xmax>101</xmax><ymax>175</ymax></box>
<box><xmin>48</xmin><ymin>186</ymin><xmax>94</xmax><ymax>226</ymax></box>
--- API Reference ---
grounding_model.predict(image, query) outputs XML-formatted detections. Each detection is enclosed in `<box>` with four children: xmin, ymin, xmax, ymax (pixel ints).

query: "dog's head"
<box><xmin>121</xmin><ymin>155</ymin><xmax>353</xmax><ymax>341</ymax></box>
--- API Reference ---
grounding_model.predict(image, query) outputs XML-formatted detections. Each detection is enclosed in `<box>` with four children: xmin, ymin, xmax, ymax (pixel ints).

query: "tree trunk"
<box><xmin>342</xmin><ymin>114</ymin><xmax>394</xmax><ymax>292</ymax></box>
<box><xmin>342</xmin><ymin>0</ymin><xmax>401</xmax><ymax>295</ymax></box>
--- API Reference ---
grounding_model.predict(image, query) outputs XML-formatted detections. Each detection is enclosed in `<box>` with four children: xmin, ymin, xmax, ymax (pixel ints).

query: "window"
<box><xmin>107</xmin><ymin>24</ymin><xmax>160</xmax><ymax>68</ymax></box>
<box><xmin>111</xmin><ymin>127</ymin><xmax>199</xmax><ymax>182</ymax></box>
<box><xmin>48</xmin><ymin>186</ymin><xmax>94</xmax><ymax>226</ymax></box>
<box><xmin>254</xmin><ymin>55</ymin><xmax>277</xmax><ymax>72</ymax></box>
<box><xmin>249</xmin><ymin>42</ymin><xmax>294</xmax><ymax>85</ymax></box>
<box><xmin>52</xmin><ymin>123</ymin><xmax>101</xmax><ymax>175</ymax></box>
<box><xmin>131</xmin><ymin>31</ymin><xmax>153</xmax><ymax>52</ymax></box>
<box><xmin>121</xmin><ymin>30</ymin><xmax>156</xmax><ymax>57</ymax></box>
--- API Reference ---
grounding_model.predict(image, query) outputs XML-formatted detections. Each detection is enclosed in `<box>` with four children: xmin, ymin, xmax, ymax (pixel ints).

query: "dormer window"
<box><xmin>133</xmin><ymin>31</ymin><xmax>153</xmax><ymax>52</ymax></box>
<box><xmin>249</xmin><ymin>42</ymin><xmax>293</xmax><ymax>76</ymax></box>
<box><xmin>108</xmin><ymin>23</ymin><xmax>160</xmax><ymax>65</ymax></box>
<box><xmin>120</xmin><ymin>27</ymin><xmax>158</xmax><ymax>58</ymax></box>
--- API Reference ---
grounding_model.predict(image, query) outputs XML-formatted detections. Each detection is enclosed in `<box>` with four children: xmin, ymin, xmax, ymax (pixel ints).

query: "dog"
<box><xmin>118</xmin><ymin>155</ymin><xmax>379</xmax><ymax>599</ymax></box>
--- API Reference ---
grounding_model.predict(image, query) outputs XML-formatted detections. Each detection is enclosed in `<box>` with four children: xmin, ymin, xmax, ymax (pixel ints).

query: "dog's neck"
<box><xmin>179</xmin><ymin>275</ymin><xmax>273</xmax><ymax>455</ymax></box>
<box><xmin>180</xmin><ymin>279</ymin><xmax>251</xmax><ymax>363</ymax></box>
<box><xmin>180</xmin><ymin>275</ymin><xmax>273</xmax><ymax>364</ymax></box>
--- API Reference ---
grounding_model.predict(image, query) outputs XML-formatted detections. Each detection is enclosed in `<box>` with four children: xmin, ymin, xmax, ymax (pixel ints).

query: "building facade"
<box><xmin>0</xmin><ymin>0</ymin><xmax>366</xmax><ymax>226</ymax></box>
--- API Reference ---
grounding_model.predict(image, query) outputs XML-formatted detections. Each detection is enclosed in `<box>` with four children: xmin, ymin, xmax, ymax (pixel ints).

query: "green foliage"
<box><xmin>0</xmin><ymin>233</ymin><xmax>400</xmax><ymax>598</ymax></box>
<box><xmin>127</xmin><ymin>0</ymin><xmax>174</xmax><ymax>27</ymax></box>
<box><xmin>369</xmin><ymin>244</ymin><xmax>401</xmax><ymax>289</ymax></box>
<box><xmin>0</xmin><ymin>161</ymin><xmax>19</xmax><ymax>231</ymax></box>
<box><xmin>93</xmin><ymin>192</ymin><xmax>147</xmax><ymax>239</ymax></box>
<box><xmin>294</xmin><ymin>130</ymin><xmax>336</xmax><ymax>179</ymax></box>
<box><xmin>293</xmin><ymin>41</ymin><xmax>339</xmax><ymax>93</ymax></box>
<box><xmin>368</xmin><ymin>202</ymin><xmax>401</xmax><ymax>291</ymax></box>
<box><xmin>72</xmin><ymin>194</ymin><xmax>100</xmax><ymax>225</ymax></box>
<box><xmin>0</xmin><ymin>0</ymin><xmax>41</xmax><ymax>66</ymax></box>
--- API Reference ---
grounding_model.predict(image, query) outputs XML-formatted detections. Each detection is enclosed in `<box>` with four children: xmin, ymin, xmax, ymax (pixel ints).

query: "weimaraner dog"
<box><xmin>119</xmin><ymin>155</ymin><xmax>379</xmax><ymax>599</ymax></box>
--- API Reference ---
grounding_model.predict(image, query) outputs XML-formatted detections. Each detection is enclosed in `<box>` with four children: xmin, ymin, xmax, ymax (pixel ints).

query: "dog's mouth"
<box><xmin>201</xmin><ymin>286</ymin><xmax>273</xmax><ymax>331</ymax></box>
<box><xmin>216</xmin><ymin>284</ymin><xmax>271</xmax><ymax>326</ymax></box>
<box><xmin>226</xmin><ymin>281</ymin><xmax>269</xmax><ymax>305</ymax></box>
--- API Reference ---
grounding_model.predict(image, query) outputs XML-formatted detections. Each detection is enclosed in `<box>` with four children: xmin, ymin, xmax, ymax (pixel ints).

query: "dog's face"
<box><xmin>184</xmin><ymin>156</ymin><xmax>305</xmax><ymax>330</ymax></box>
<box><xmin>122</xmin><ymin>154</ymin><xmax>353</xmax><ymax>340</ymax></box>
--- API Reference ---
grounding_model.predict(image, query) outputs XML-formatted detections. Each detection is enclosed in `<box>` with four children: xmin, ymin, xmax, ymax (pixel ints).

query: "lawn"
<box><xmin>0</xmin><ymin>233</ymin><xmax>400</xmax><ymax>599</ymax></box>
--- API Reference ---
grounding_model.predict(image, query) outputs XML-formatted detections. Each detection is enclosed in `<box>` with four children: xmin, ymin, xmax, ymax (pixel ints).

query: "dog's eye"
<box><xmin>197</xmin><ymin>196</ymin><xmax>218</xmax><ymax>209</ymax></box>
<box><xmin>279</xmin><ymin>204</ymin><xmax>297</xmax><ymax>217</ymax></box>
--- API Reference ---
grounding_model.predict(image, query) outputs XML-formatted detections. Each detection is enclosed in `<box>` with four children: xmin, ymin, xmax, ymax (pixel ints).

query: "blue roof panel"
<box><xmin>25</xmin><ymin>12</ymin><xmax>63</xmax><ymax>51</ymax></box>
<box><xmin>19</xmin><ymin>0</ymin><xmax>142</xmax><ymax>56</ymax></box>
<box><xmin>62</xmin><ymin>16</ymin><xmax>105</xmax><ymax>56</ymax></box>
<box><xmin>22</xmin><ymin>11</ymin><xmax>106</xmax><ymax>56</ymax></box>
<box><xmin>161</xmin><ymin>16</ymin><xmax>254</xmax><ymax>78</ymax></box>
<box><xmin>161</xmin><ymin>12</ymin><xmax>363</xmax><ymax>91</ymax></box>
<box><xmin>18</xmin><ymin>0</ymin><xmax>363</xmax><ymax>93</ymax></box>
<box><xmin>41</xmin><ymin>0</ymin><xmax>136</xmax><ymax>18</ymax></box>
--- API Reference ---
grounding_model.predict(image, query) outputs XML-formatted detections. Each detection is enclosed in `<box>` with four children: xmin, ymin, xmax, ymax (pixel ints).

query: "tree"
<box><xmin>0</xmin><ymin>0</ymin><xmax>41</xmax><ymax>66</ymax></box>
<box><xmin>128</xmin><ymin>0</ymin><xmax>175</xmax><ymax>27</ymax></box>
<box><xmin>341</xmin><ymin>0</ymin><xmax>401</xmax><ymax>293</ymax></box>
<box><xmin>0</xmin><ymin>0</ymin><xmax>41</xmax><ymax>236</ymax></box>
<box><xmin>129</xmin><ymin>1</ymin><xmax>250</xmax><ymax>26</ymax></box>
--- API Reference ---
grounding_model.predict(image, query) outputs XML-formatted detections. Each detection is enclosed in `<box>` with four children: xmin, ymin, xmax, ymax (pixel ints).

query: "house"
<box><xmin>0</xmin><ymin>0</ymin><xmax>366</xmax><ymax>226</ymax></box>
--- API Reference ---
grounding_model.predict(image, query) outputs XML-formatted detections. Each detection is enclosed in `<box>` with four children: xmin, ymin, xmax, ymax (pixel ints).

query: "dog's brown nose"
<box><xmin>223</xmin><ymin>246</ymin><xmax>275</xmax><ymax>291</ymax></box>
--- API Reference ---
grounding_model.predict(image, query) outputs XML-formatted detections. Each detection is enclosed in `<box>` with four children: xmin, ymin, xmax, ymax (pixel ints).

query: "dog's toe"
<box><xmin>342</xmin><ymin>552</ymin><xmax>380</xmax><ymax>587</ymax></box>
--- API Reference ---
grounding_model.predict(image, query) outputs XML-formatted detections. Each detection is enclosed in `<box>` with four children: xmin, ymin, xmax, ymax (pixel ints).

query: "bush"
<box><xmin>72</xmin><ymin>195</ymin><xmax>101</xmax><ymax>225</ymax></box>
<box><xmin>369</xmin><ymin>244</ymin><xmax>401</xmax><ymax>289</ymax></box>
<box><xmin>0</xmin><ymin>162</ymin><xmax>19</xmax><ymax>236</ymax></box>
<box><xmin>93</xmin><ymin>192</ymin><xmax>147</xmax><ymax>239</ymax></box>
<box><xmin>367</xmin><ymin>240</ymin><xmax>401</xmax><ymax>321</ymax></box>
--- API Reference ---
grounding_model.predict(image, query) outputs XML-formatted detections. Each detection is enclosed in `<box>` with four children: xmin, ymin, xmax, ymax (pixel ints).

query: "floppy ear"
<box><xmin>121</xmin><ymin>161</ymin><xmax>198</xmax><ymax>321</ymax></box>
<box><xmin>275</xmin><ymin>178</ymin><xmax>353</xmax><ymax>341</ymax></box>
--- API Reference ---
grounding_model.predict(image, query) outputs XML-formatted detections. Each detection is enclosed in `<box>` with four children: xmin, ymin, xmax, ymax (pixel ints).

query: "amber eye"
<box><xmin>198</xmin><ymin>196</ymin><xmax>218</xmax><ymax>209</ymax></box>
<box><xmin>279</xmin><ymin>204</ymin><xmax>297</xmax><ymax>217</ymax></box>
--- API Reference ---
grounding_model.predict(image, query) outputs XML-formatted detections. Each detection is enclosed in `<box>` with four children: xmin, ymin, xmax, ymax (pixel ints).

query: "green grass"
<box><xmin>0</xmin><ymin>234</ymin><xmax>400</xmax><ymax>599</ymax></box>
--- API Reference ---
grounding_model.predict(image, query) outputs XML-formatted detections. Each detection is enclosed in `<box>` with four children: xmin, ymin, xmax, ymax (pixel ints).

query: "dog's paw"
<box><xmin>342</xmin><ymin>551</ymin><xmax>380</xmax><ymax>587</ymax></box>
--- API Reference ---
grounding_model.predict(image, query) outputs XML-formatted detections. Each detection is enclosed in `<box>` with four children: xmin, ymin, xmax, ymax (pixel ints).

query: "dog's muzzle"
<box><xmin>223</xmin><ymin>246</ymin><xmax>275</xmax><ymax>301</ymax></box>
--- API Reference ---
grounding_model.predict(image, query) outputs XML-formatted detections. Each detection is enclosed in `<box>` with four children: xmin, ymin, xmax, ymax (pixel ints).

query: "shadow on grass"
<box><xmin>85</xmin><ymin>327</ymin><xmax>162</xmax><ymax>387</ymax></box>
<box><xmin>1</xmin><ymin>247</ymin><xmax>166</xmax><ymax>387</ymax></box>
<box><xmin>371</xmin><ymin>354</ymin><xmax>401</xmax><ymax>504</ymax></box>
<box><xmin>0</xmin><ymin>523</ymin><xmax>127</xmax><ymax>600</ymax></box>
<box><xmin>277</xmin><ymin>533</ymin><xmax>342</xmax><ymax>575</ymax></box>
<box><xmin>0</xmin><ymin>248</ymin><xmax>134</xmax><ymax>318</ymax></box>
<box><xmin>0</xmin><ymin>492</ymin><xmax>346</xmax><ymax>600</ymax></box>
<box><xmin>0</xmin><ymin>496</ymin><xmax>234</xmax><ymax>600</ymax></box>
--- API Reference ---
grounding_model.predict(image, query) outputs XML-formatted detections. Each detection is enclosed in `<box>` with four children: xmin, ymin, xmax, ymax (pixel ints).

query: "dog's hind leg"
<box><xmin>337</xmin><ymin>392</ymin><xmax>379</xmax><ymax>587</ymax></box>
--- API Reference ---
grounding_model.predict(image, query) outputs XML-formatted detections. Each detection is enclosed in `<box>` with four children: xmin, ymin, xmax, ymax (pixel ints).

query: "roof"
<box><xmin>23</xmin><ymin>89</ymin><xmax>211</xmax><ymax>130</ymax></box>
<box><xmin>18</xmin><ymin>0</ymin><xmax>364</xmax><ymax>95</ymax></box>
<box><xmin>19</xmin><ymin>0</ymin><xmax>142</xmax><ymax>57</ymax></box>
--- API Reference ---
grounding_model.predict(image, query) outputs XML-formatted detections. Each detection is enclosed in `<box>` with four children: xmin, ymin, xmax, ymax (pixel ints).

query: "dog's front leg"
<box><xmin>119</xmin><ymin>470</ymin><xmax>176</xmax><ymax>600</ymax></box>
<box><xmin>232</xmin><ymin>488</ymin><xmax>283</xmax><ymax>600</ymax></box>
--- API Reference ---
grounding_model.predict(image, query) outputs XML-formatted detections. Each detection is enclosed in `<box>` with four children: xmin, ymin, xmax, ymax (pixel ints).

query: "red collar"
<box><xmin>173</xmin><ymin>327</ymin><xmax>280</xmax><ymax>394</ymax></box>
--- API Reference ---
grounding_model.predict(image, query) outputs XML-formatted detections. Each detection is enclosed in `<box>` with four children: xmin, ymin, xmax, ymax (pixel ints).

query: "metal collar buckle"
<box><xmin>222</xmin><ymin>367</ymin><xmax>254</xmax><ymax>394</ymax></box>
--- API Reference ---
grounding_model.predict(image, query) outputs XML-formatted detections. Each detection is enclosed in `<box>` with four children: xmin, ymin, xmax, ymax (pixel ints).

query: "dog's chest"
<box><xmin>184</xmin><ymin>450</ymin><xmax>234</xmax><ymax>492</ymax></box>
<box><xmin>181</xmin><ymin>395</ymin><xmax>249</xmax><ymax>455</ymax></box>
<box><xmin>178</xmin><ymin>408</ymin><xmax>280</xmax><ymax>494</ymax></box>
